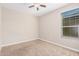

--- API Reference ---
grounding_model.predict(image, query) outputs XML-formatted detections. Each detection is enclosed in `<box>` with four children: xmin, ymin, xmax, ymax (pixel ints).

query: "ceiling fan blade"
<box><xmin>40</xmin><ymin>5</ymin><xmax>46</xmax><ymax>7</ymax></box>
<box><xmin>29</xmin><ymin>5</ymin><xmax>34</xmax><ymax>8</ymax></box>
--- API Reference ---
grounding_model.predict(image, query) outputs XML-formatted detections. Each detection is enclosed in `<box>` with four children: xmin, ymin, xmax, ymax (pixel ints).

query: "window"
<box><xmin>62</xmin><ymin>8</ymin><xmax>79</xmax><ymax>37</ymax></box>
<box><xmin>63</xmin><ymin>27</ymin><xmax>78</xmax><ymax>37</ymax></box>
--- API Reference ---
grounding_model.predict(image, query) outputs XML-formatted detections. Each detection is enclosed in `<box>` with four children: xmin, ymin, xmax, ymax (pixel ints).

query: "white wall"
<box><xmin>0</xmin><ymin>5</ymin><xmax>2</xmax><ymax>51</ymax></box>
<box><xmin>40</xmin><ymin>3</ymin><xmax>79</xmax><ymax>50</ymax></box>
<box><xmin>2</xmin><ymin>7</ymin><xmax>39</xmax><ymax>46</ymax></box>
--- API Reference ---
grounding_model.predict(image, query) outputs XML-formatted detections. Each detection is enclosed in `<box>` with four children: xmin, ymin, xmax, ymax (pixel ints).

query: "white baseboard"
<box><xmin>1</xmin><ymin>39</ymin><xmax>38</xmax><ymax>47</ymax></box>
<box><xmin>40</xmin><ymin>39</ymin><xmax>79</xmax><ymax>53</ymax></box>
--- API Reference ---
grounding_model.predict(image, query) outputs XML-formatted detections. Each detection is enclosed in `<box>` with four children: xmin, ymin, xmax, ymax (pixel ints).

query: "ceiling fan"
<box><xmin>28</xmin><ymin>3</ymin><xmax>46</xmax><ymax>11</ymax></box>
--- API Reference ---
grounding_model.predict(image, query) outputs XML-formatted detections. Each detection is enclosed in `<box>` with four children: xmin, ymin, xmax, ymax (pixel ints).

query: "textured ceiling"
<box><xmin>1</xmin><ymin>3</ymin><xmax>68</xmax><ymax>16</ymax></box>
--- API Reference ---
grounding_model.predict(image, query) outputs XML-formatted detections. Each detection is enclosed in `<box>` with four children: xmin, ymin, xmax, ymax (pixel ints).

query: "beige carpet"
<box><xmin>1</xmin><ymin>40</ymin><xmax>79</xmax><ymax>56</ymax></box>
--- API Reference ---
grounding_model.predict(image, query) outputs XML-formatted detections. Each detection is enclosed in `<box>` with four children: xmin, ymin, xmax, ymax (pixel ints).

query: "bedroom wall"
<box><xmin>2</xmin><ymin>7</ymin><xmax>39</xmax><ymax>46</ymax></box>
<box><xmin>0</xmin><ymin>5</ymin><xmax>2</xmax><ymax>52</ymax></box>
<box><xmin>39</xmin><ymin>3</ymin><xmax>79</xmax><ymax>50</ymax></box>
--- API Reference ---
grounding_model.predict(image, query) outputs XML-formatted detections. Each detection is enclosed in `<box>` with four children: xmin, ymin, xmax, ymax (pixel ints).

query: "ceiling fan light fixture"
<box><xmin>28</xmin><ymin>3</ymin><xmax>46</xmax><ymax>11</ymax></box>
<box><xmin>36</xmin><ymin>7</ymin><xmax>39</xmax><ymax>11</ymax></box>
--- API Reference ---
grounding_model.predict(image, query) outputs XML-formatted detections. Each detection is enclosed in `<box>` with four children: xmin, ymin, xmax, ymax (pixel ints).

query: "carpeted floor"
<box><xmin>1</xmin><ymin>39</ymin><xmax>79</xmax><ymax>56</ymax></box>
